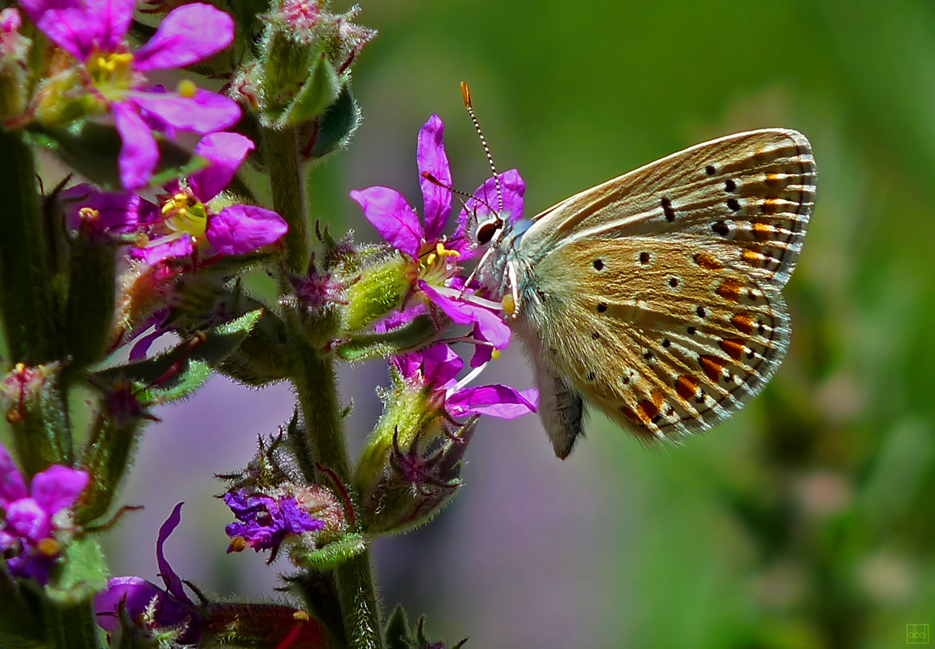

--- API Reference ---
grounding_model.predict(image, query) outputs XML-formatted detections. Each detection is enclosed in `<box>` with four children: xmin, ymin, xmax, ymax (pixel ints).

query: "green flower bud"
<box><xmin>341</xmin><ymin>251</ymin><xmax>416</xmax><ymax>335</ymax></box>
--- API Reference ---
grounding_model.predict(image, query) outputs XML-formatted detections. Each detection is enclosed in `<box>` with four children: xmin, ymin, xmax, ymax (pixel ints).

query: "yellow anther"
<box><xmin>502</xmin><ymin>293</ymin><xmax>516</xmax><ymax>316</ymax></box>
<box><xmin>425</xmin><ymin>252</ymin><xmax>437</xmax><ymax>267</ymax></box>
<box><xmin>435</xmin><ymin>242</ymin><xmax>460</xmax><ymax>259</ymax></box>
<box><xmin>228</xmin><ymin>535</ymin><xmax>247</xmax><ymax>553</ymax></box>
<box><xmin>491</xmin><ymin>349</ymin><xmax>501</xmax><ymax>360</ymax></box>
<box><xmin>161</xmin><ymin>192</ymin><xmax>207</xmax><ymax>237</ymax></box>
<box><xmin>293</xmin><ymin>611</ymin><xmax>310</xmax><ymax>622</ymax></box>
<box><xmin>79</xmin><ymin>207</ymin><xmax>100</xmax><ymax>222</ymax></box>
<box><xmin>37</xmin><ymin>537</ymin><xmax>61</xmax><ymax>557</ymax></box>
<box><xmin>177</xmin><ymin>79</ymin><xmax>197</xmax><ymax>99</ymax></box>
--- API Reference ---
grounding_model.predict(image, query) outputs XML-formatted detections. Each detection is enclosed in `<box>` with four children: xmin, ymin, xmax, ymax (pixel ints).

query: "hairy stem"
<box><xmin>264</xmin><ymin>126</ymin><xmax>309</xmax><ymax>274</ymax></box>
<box><xmin>292</xmin><ymin>343</ymin><xmax>383</xmax><ymax>649</ymax></box>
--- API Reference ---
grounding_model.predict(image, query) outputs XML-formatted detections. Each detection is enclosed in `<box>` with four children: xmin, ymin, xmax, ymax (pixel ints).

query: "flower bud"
<box><xmin>0</xmin><ymin>361</ymin><xmax>70</xmax><ymax>473</ymax></box>
<box><xmin>340</xmin><ymin>250</ymin><xmax>417</xmax><ymax>335</ymax></box>
<box><xmin>0</xmin><ymin>9</ymin><xmax>30</xmax><ymax>121</ymax></box>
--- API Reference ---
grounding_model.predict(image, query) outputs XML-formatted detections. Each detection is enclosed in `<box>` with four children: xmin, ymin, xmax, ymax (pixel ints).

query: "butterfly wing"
<box><xmin>510</xmin><ymin>129</ymin><xmax>816</xmax><ymax>447</ymax></box>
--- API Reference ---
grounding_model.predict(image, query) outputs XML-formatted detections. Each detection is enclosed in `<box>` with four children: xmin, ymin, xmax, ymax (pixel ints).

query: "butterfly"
<box><xmin>466</xmin><ymin>117</ymin><xmax>816</xmax><ymax>458</ymax></box>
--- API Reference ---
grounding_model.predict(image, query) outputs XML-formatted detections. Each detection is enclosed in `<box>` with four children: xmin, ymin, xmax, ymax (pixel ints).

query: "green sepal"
<box><xmin>0</xmin><ymin>567</ymin><xmax>43</xmax><ymax>649</ymax></box>
<box><xmin>335</xmin><ymin>314</ymin><xmax>438</xmax><ymax>362</ymax></box>
<box><xmin>63</xmin><ymin>237</ymin><xmax>117</xmax><ymax>377</ymax></box>
<box><xmin>28</xmin><ymin>122</ymin><xmax>208</xmax><ymax>191</ymax></box>
<box><xmin>292</xmin><ymin>532</ymin><xmax>367</xmax><ymax>570</ymax></box>
<box><xmin>91</xmin><ymin>309</ymin><xmax>263</xmax><ymax>404</ymax></box>
<box><xmin>280</xmin><ymin>54</ymin><xmax>341</xmax><ymax>127</ymax></box>
<box><xmin>45</xmin><ymin>538</ymin><xmax>109</xmax><ymax>604</ymax></box>
<box><xmin>219</xmin><ymin>308</ymin><xmax>292</xmax><ymax>387</ymax></box>
<box><xmin>384</xmin><ymin>605</ymin><xmax>411</xmax><ymax>649</ymax></box>
<box><xmin>4</xmin><ymin>362</ymin><xmax>73</xmax><ymax>475</ymax></box>
<box><xmin>341</xmin><ymin>252</ymin><xmax>415</xmax><ymax>335</ymax></box>
<box><xmin>303</xmin><ymin>85</ymin><xmax>360</xmax><ymax>161</ymax></box>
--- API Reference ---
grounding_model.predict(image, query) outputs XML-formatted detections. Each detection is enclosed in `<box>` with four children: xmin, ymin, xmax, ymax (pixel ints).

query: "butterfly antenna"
<box><xmin>421</xmin><ymin>171</ymin><xmax>497</xmax><ymax>217</ymax></box>
<box><xmin>461</xmin><ymin>81</ymin><xmax>502</xmax><ymax>214</ymax></box>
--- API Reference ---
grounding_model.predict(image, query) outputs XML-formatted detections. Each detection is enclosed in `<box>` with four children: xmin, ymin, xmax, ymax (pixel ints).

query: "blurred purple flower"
<box><xmin>397</xmin><ymin>344</ymin><xmax>537</xmax><ymax>420</ymax></box>
<box><xmin>224</xmin><ymin>490</ymin><xmax>324</xmax><ymax>557</ymax></box>
<box><xmin>350</xmin><ymin>115</ymin><xmax>520</xmax><ymax>347</ymax></box>
<box><xmin>95</xmin><ymin>503</ymin><xmax>204</xmax><ymax>644</ymax></box>
<box><xmin>0</xmin><ymin>442</ymin><xmax>89</xmax><ymax>584</ymax></box>
<box><xmin>21</xmin><ymin>0</ymin><xmax>240</xmax><ymax>189</ymax></box>
<box><xmin>63</xmin><ymin>132</ymin><xmax>288</xmax><ymax>265</ymax></box>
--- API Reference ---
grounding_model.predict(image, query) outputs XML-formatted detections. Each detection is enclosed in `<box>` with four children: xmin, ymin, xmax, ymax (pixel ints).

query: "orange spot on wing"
<box><xmin>765</xmin><ymin>173</ymin><xmax>782</xmax><ymax>187</ymax></box>
<box><xmin>752</xmin><ymin>221</ymin><xmax>774</xmax><ymax>241</ymax></box>
<box><xmin>699</xmin><ymin>355</ymin><xmax>727</xmax><ymax>382</ymax></box>
<box><xmin>676</xmin><ymin>375</ymin><xmax>699</xmax><ymax>400</ymax></box>
<box><xmin>716</xmin><ymin>278</ymin><xmax>743</xmax><ymax>301</ymax></box>
<box><xmin>719</xmin><ymin>339</ymin><xmax>746</xmax><ymax>361</ymax></box>
<box><xmin>693</xmin><ymin>252</ymin><xmax>723</xmax><ymax>270</ymax></box>
<box><xmin>742</xmin><ymin>248</ymin><xmax>767</xmax><ymax>266</ymax></box>
<box><xmin>761</xmin><ymin>198</ymin><xmax>780</xmax><ymax>215</ymax></box>
<box><xmin>731</xmin><ymin>313</ymin><xmax>755</xmax><ymax>334</ymax></box>
<box><xmin>636</xmin><ymin>399</ymin><xmax>659</xmax><ymax>423</ymax></box>
<box><xmin>620</xmin><ymin>406</ymin><xmax>642</xmax><ymax>424</ymax></box>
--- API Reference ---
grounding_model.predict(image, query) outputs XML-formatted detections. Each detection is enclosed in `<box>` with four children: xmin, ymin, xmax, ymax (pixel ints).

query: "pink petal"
<box><xmin>420</xmin><ymin>282</ymin><xmax>511</xmax><ymax>349</ymax></box>
<box><xmin>417</xmin><ymin>114</ymin><xmax>452</xmax><ymax>240</ymax></box>
<box><xmin>31</xmin><ymin>465</ymin><xmax>89</xmax><ymax>514</ymax></box>
<box><xmin>131</xmin><ymin>89</ymin><xmax>240</xmax><ymax>134</ymax></box>
<box><xmin>448</xmin><ymin>385</ymin><xmax>538</xmax><ymax>419</ymax></box>
<box><xmin>189</xmin><ymin>132</ymin><xmax>254</xmax><ymax>202</ymax></box>
<box><xmin>422</xmin><ymin>343</ymin><xmax>463</xmax><ymax>387</ymax></box>
<box><xmin>0</xmin><ymin>444</ymin><xmax>27</xmax><ymax>506</ymax></box>
<box><xmin>113</xmin><ymin>102</ymin><xmax>159</xmax><ymax>190</ymax></box>
<box><xmin>156</xmin><ymin>503</ymin><xmax>190</xmax><ymax>603</ymax></box>
<box><xmin>135</xmin><ymin>3</ymin><xmax>234</xmax><ymax>70</ymax></box>
<box><xmin>5</xmin><ymin>498</ymin><xmax>49</xmax><ymax>541</ymax></box>
<box><xmin>206</xmin><ymin>205</ymin><xmax>288</xmax><ymax>256</ymax></box>
<box><xmin>131</xmin><ymin>236</ymin><xmax>193</xmax><ymax>264</ymax></box>
<box><xmin>350</xmin><ymin>187</ymin><xmax>423</xmax><ymax>258</ymax></box>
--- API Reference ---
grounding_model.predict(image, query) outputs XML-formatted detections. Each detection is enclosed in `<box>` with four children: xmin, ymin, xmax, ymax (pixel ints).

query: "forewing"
<box><xmin>521</xmin><ymin>237</ymin><xmax>791</xmax><ymax>441</ymax></box>
<box><xmin>519</xmin><ymin>129</ymin><xmax>816</xmax><ymax>290</ymax></box>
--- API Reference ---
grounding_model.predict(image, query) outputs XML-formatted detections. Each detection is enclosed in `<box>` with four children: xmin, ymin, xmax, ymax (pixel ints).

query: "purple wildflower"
<box><xmin>0</xmin><ymin>442</ymin><xmax>89</xmax><ymax>584</ymax></box>
<box><xmin>224</xmin><ymin>490</ymin><xmax>324</xmax><ymax>556</ymax></box>
<box><xmin>63</xmin><ymin>132</ymin><xmax>288</xmax><ymax>265</ymax></box>
<box><xmin>397</xmin><ymin>343</ymin><xmax>537</xmax><ymax>420</ymax></box>
<box><xmin>22</xmin><ymin>0</ymin><xmax>240</xmax><ymax>189</ymax></box>
<box><xmin>95</xmin><ymin>503</ymin><xmax>204</xmax><ymax>644</ymax></box>
<box><xmin>350</xmin><ymin>115</ymin><xmax>521</xmax><ymax>348</ymax></box>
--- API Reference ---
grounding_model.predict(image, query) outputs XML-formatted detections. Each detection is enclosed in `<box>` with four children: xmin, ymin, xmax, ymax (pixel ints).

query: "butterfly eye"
<box><xmin>476</xmin><ymin>219</ymin><xmax>500</xmax><ymax>245</ymax></box>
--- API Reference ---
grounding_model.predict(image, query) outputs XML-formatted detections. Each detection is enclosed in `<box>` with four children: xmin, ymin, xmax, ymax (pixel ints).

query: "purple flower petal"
<box><xmin>188</xmin><ymin>132</ymin><xmax>254</xmax><ymax>202</ymax></box>
<box><xmin>350</xmin><ymin>187</ymin><xmax>423</xmax><ymax>258</ymax></box>
<box><xmin>95</xmin><ymin>576</ymin><xmax>193</xmax><ymax>634</ymax></box>
<box><xmin>131</xmin><ymin>235</ymin><xmax>193</xmax><ymax>264</ymax></box>
<box><xmin>453</xmin><ymin>168</ymin><xmax>526</xmax><ymax>250</ymax></box>
<box><xmin>206</xmin><ymin>205</ymin><xmax>288</xmax><ymax>256</ymax></box>
<box><xmin>156</xmin><ymin>503</ymin><xmax>190</xmax><ymax>603</ymax></box>
<box><xmin>113</xmin><ymin>101</ymin><xmax>159</xmax><ymax>190</ymax></box>
<box><xmin>18</xmin><ymin>0</ymin><xmax>81</xmax><ymax>25</ymax></box>
<box><xmin>417</xmin><ymin>115</ymin><xmax>452</xmax><ymax>240</ymax></box>
<box><xmin>419</xmin><ymin>282</ymin><xmax>511</xmax><ymax>349</ymax></box>
<box><xmin>30</xmin><ymin>465</ymin><xmax>88</xmax><ymax>515</ymax></box>
<box><xmin>130</xmin><ymin>89</ymin><xmax>240</xmax><ymax>134</ymax></box>
<box><xmin>447</xmin><ymin>385</ymin><xmax>538</xmax><ymax>419</ymax></box>
<box><xmin>134</xmin><ymin>3</ymin><xmax>234</xmax><ymax>71</ymax></box>
<box><xmin>421</xmin><ymin>344</ymin><xmax>462</xmax><ymax>387</ymax></box>
<box><xmin>4</xmin><ymin>498</ymin><xmax>48</xmax><ymax>542</ymax></box>
<box><xmin>373</xmin><ymin>303</ymin><xmax>427</xmax><ymax>333</ymax></box>
<box><xmin>35</xmin><ymin>6</ymin><xmax>95</xmax><ymax>59</ymax></box>
<box><xmin>0</xmin><ymin>444</ymin><xmax>27</xmax><ymax>506</ymax></box>
<box><xmin>61</xmin><ymin>185</ymin><xmax>158</xmax><ymax>232</ymax></box>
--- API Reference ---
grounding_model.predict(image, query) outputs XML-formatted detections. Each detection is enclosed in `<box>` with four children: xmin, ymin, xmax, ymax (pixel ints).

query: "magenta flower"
<box><xmin>63</xmin><ymin>132</ymin><xmax>288</xmax><ymax>264</ymax></box>
<box><xmin>396</xmin><ymin>344</ymin><xmax>537</xmax><ymax>420</ymax></box>
<box><xmin>22</xmin><ymin>0</ymin><xmax>240</xmax><ymax>189</ymax></box>
<box><xmin>95</xmin><ymin>503</ymin><xmax>204</xmax><ymax>644</ymax></box>
<box><xmin>0</xmin><ymin>442</ymin><xmax>89</xmax><ymax>584</ymax></box>
<box><xmin>223</xmin><ymin>490</ymin><xmax>324</xmax><ymax>557</ymax></box>
<box><xmin>350</xmin><ymin>115</ymin><xmax>521</xmax><ymax>348</ymax></box>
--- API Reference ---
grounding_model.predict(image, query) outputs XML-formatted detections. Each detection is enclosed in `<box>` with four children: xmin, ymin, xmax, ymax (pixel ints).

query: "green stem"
<box><xmin>0</xmin><ymin>128</ymin><xmax>59</xmax><ymax>364</ymax></box>
<box><xmin>263</xmin><ymin>126</ymin><xmax>308</xmax><ymax>274</ymax></box>
<box><xmin>292</xmin><ymin>344</ymin><xmax>383</xmax><ymax>649</ymax></box>
<box><xmin>42</xmin><ymin>599</ymin><xmax>100</xmax><ymax>649</ymax></box>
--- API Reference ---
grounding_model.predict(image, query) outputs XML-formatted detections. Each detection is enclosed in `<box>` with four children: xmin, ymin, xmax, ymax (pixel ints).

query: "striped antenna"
<box><xmin>461</xmin><ymin>81</ymin><xmax>502</xmax><ymax>213</ymax></box>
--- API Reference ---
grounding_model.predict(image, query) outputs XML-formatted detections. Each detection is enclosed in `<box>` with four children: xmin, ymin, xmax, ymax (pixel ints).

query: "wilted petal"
<box><xmin>448</xmin><ymin>385</ymin><xmax>538</xmax><ymax>419</ymax></box>
<box><xmin>135</xmin><ymin>3</ymin><xmax>234</xmax><ymax>71</ymax></box>
<box><xmin>131</xmin><ymin>89</ymin><xmax>240</xmax><ymax>134</ymax></box>
<box><xmin>350</xmin><ymin>187</ymin><xmax>423</xmax><ymax>258</ymax></box>
<box><xmin>156</xmin><ymin>503</ymin><xmax>189</xmax><ymax>603</ymax></box>
<box><xmin>417</xmin><ymin>115</ymin><xmax>452</xmax><ymax>240</ymax></box>
<box><xmin>113</xmin><ymin>102</ymin><xmax>159</xmax><ymax>190</ymax></box>
<box><xmin>206</xmin><ymin>205</ymin><xmax>288</xmax><ymax>256</ymax></box>
<box><xmin>188</xmin><ymin>132</ymin><xmax>254</xmax><ymax>202</ymax></box>
<box><xmin>30</xmin><ymin>465</ymin><xmax>88</xmax><ymax>515</ymax></box>
<box><xmin>0</xmin><ymin>444</ymin><xmax>27</xmax><ymax>506</ymax></box>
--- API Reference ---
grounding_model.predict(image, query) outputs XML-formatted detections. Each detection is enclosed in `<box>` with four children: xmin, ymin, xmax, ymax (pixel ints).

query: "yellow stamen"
<box><xmin>177</xmin><ymin>79</ymin><xmax>197</xmax><ymax>99</ymax></box>
<box><xmin>161</xmin><ymin>192</ymin><xmax>208</xmax><ymax>238</ymax></box>
<box><xmin>501</xmin><ymin>293</ymin><xmax>516</xmax><ymax>316</ymax></box>
<box><xmin>86</xmin><ymin>51</ymin><xmax>135</xmax><ymax>100</ymax></box>
<box><xmin>228</xmin><ymin>535</ymin><xmax>247</xmax><ymax>553</ymax></box>
<box><xmin>37</xmin><ymin>538</ymin><xmax>60</xmax><ymax>557</ymax></box>
<box><xmin>435</xmin><ymin>242</ymin><xmax>460</xmax><ymax>259</ymax></box>
<box><xmin>491</xmin><ymin>349</ymin><xmax>501</xmax><ymax>360</ymax></box>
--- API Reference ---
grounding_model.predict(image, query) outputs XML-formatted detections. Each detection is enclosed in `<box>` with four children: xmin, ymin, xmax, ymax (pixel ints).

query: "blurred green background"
<box><xmin>96</xmin><ymin>0</ymin><xmax>935</xmax><ymax>648</ymax></box>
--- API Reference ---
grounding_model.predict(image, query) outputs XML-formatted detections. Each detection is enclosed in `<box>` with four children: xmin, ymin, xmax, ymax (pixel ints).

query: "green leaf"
<box><xmin>45</xmin><ymin>538</ymin><xmax>109</xmax><ymax>604</ymax></box>
<box><xmin>305</xmin><ymin>85</ymin><xmax>360</xmax><ymax>161</ymax></box>
<box><xmin>28</xmin><ymin>122</ymin><xmax>207</xmax><ymax>191</ymax></box>
<box><xmin>282</xmin><ymin>55</ymin><xmax>341</xmax><ymax>126</ymax></box>
<box><xmin>384</xmin><ymin>605</ymin><xmax>412</xmax><ymax>649</ymax></box>
<box><xmin>294</xmin><ymin>533</ymin><xmax>367</xmax><ymax>569</ymax></box>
